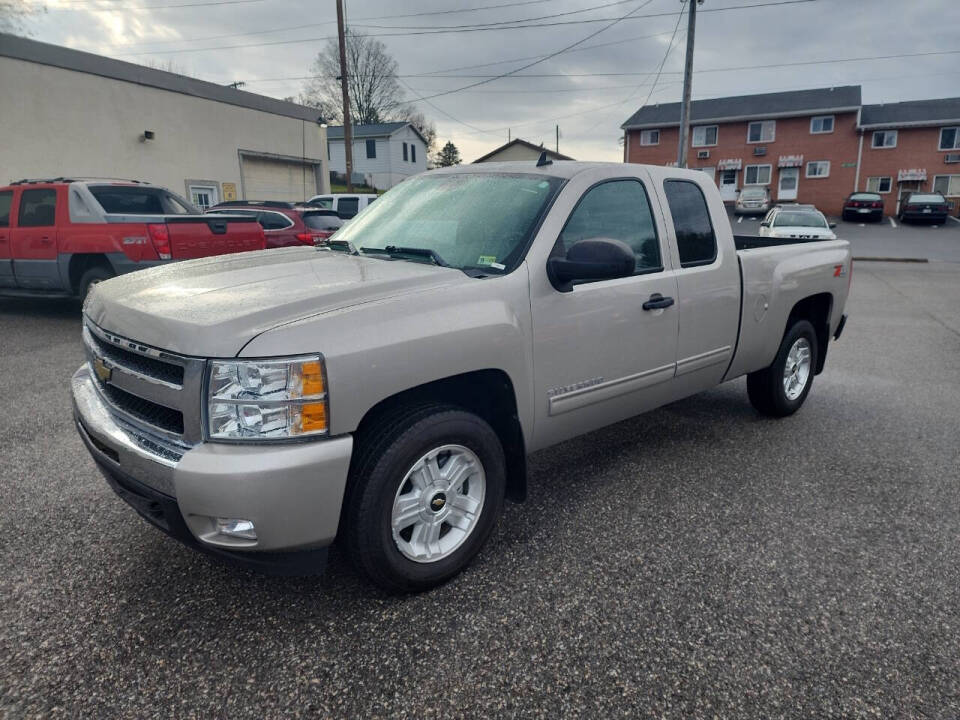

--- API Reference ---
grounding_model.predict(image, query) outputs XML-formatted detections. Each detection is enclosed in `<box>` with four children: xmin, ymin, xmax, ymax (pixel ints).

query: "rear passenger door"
<box><xmin>10</xmin><ymin>187</ymin><xmax>63</xmax><ymax>290</ymax></box>
<box><xmin>658</xmin><ymin>177</ymin><xmax>740</xmax><ymax>395</ymax></box>
<box><xmin>0</xmin><ymin>190</ymin><xmax>15</xmax><ymax>288</ymax></box>
<box><xmin>257</xmin><ymin>210</ymin><xmax>296</xmax><ymax>248</ymax></box>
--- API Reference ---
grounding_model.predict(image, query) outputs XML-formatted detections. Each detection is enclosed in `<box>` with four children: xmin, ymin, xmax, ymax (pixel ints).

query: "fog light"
<box><xmin>216</xmin><ymin>518</ymin><xmax>257</xmax><ymax>540</ymax></box>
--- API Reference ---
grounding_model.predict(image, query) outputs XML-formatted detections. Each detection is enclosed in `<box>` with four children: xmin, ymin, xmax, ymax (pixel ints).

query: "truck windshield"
<box><xmin>774</xmin><ymin>211</ymin><xmax>828</xmax><ymax>228</ymax></box>
<box><xmin>89</xmin><ymin>186</ymin><xmax>197</xmax><ymax>214</ymax></box>
<box><xmin>334</xmin><ymin>173</ymin><xmax>564</xmax><ymax>273</ymax></box>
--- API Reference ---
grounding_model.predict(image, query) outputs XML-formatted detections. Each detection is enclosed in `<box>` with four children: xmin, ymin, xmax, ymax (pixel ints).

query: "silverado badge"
<box><xmin>93</xmin><ymin>356</ymin><xmax>112</xmax><ymax>383</ymax></box>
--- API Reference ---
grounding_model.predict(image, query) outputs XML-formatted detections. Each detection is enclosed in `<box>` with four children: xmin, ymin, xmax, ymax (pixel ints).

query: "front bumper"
<box><xmin>72</xmin><ymin>365</ymin><xmax>353</xmax><ymax>571</ymax></box>
<box><xmin>734</xmin><ymin>205</ymin><xmax>768</xmax><ymax>216</ymax></box>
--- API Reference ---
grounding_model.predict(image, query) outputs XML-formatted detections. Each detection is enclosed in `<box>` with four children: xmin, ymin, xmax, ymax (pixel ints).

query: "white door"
<box><xmin>719</xmin><ymin>170</ymin><xmax>738</xmax><ymax>201</ymax></box>
<box><xmin>188</xmin><ymin>184</ymin><xmax>219</xmax><ymax>210</ymax></box>
<box><xmin>778</xmin><ymin>167</ymin><xmax>799</xmax><ymax>201</ymax></box>
<box><xmin>699</xmin><ymin>167</ymin><xmax>716</xmax><ymax>183</ymax></box>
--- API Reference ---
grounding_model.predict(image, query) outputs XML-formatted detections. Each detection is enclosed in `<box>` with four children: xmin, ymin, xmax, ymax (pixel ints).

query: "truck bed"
<box><xmin>733</xmin><ymin>234</ymin><xmax>831</xmax><ymax>250</ymax></box>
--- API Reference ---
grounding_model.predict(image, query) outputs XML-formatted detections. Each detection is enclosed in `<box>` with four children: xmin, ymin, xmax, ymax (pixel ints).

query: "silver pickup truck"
<box><xmin>72</xmin><ymin>162</ymin><xmax>851</xmax><ymax>592</ymax></box>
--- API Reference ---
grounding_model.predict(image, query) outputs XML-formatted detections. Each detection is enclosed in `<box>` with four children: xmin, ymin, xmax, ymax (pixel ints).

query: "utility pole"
<box><xmin>336</xmin><ymin>0</ymin><xmax>353</xmax><ymax>192</ymax></box>
<box><xmin>677</xmin><ymin>0</ymin><xmax>700</xmax><ymax>168</ymax></box>
<box><xmin>556</xmin><ymin>125</ymin><xmax>559</xmax><ymax>153</ymax></box>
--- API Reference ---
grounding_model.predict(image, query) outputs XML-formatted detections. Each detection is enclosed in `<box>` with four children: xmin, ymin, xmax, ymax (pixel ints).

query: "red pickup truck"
<box><xmin>0</xmin><ymin>178</ymin><xmax>265</xmax><ymax>301</ymax></box>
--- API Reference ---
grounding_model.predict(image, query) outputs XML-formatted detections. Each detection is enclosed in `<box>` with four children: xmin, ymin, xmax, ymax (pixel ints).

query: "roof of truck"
<box><xmin>428</xmin><ymin>160</ymin><xmax>702</xmax><ymax>181</ymax></box>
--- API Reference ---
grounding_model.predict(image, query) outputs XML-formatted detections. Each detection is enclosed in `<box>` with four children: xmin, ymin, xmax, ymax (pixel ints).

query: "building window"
<box><xmin>747</xmin><ymin>120</ymin><xmax>775</xmax><ymax>143</ymax></box>
<box><xmin>806</xmin><ymin>160</ymin><xmax>830</xmax><ymax>178</ymax></box>
<box><xmin>366</xmin><ymin>139</ymin><xmax>377</xmax><ymax>159</ymax></box>
<box><xmin>872</xmin><ymin>130</ymin><xmax>897</xmax><ymax>148</ymax></box>
<box><xmin>640</xmin><ymin>129</ymin><xmax>660</xmax><ymax>146</ymax></box>
<box><xmin>744</xmin><ymin>164</ymin><xmax>771</xmax><ymax>185</ymax></box>
<box><xmin>933</xmin><ymin>174</ymin><xmax>960</xmax><ymax>197</ymax></box>
<box><xmin>402</xmin><ymin>142</ymin><xmax>408</xmax><ymax>161</ymax></box>
<box><xmin>810</xmin><ymin>115</ymin><xmax>834</xmax><ymax>134</ymax></box>
<box><xmin>866</xmin><ymin>176</ymin><xmax>892</xmax><ymax>193</ymax></box>
<box><xmin>692</xmin><ymin>125</ymin><xmax>718</xmax><ymax>147</ymax></box>
<box><xmin>939</xmin><ymin>127</ymin><xmax>960</xmax><ymax>151</ymax></box>
<box><xmin>411</xmin><ymin>144</ymin><xmax>417</xmax><ymax>163</ymax></box>
<box><xmin>188</xmin><ymin>184</ymin><xmax>218</xmax><ymax>210</ymax></box>
<box><xmin>663</xmin><ymin>180</ymin><xmax>717</xmax><ymax>268</ymax></box>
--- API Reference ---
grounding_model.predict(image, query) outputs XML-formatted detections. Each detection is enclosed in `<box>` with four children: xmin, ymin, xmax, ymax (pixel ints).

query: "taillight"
<box><xmin>850</xmin><ymin>201</ymin><xmax>859</xmax><ymax>208</ymax></box>
<box><xmin>147</xmin><ymin>223</ymin><xmax>171</xmax><ymax>260</ymax></box>
<box><xmin>296</xmin><ymin>231</ymin><xmax>333</xmax><ymax>245</ymax></box>
<box><xmin>258</xmin><ymin>226</ymin><xmax>266</xmax><ymax>249</ymax></box>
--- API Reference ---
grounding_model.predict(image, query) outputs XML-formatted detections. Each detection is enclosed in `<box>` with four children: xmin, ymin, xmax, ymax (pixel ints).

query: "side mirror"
<box><xmin>547</xmin><ymin>238</ymin><xmax>635</xmax><ymax>293</ymax></box>
<box><xmin>828</xmin><ymin>222</ymin><xmax>837</xmax><ymax>229</ymax></box>
<box><xmin>760</xmin><ymin>221</ymin><xmax>770</xmax><ymax>227</ymax></box>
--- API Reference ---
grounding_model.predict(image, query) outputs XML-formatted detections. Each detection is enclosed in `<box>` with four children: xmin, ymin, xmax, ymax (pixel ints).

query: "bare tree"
<box><xmin>1</xmin><ymin>0</ymin><xmax>42</xmax><ymax>34</ymax></box>
<box><xmin>302</xmin><ymin>28</ymin><xmax>434</xmax><ymax>148</ymax></box>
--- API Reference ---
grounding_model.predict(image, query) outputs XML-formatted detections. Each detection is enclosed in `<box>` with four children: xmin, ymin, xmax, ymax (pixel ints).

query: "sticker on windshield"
<box><xmin>477</xmin><ymin>255</ymin><xmax>497</xmax><ymax>266</ymax></box>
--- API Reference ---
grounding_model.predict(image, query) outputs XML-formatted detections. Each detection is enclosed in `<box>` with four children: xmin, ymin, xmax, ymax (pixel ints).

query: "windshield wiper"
<box><xmin>360</xmin><ymin>245</ymin><xmax>450</xmax><ymax>267</ymax></box>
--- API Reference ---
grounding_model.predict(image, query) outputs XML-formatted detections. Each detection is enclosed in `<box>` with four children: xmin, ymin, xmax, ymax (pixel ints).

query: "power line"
<box><xmin>98</xmin><ymin>0</ymin><xmax>567</xmax><ymax>50</ymax></box>
<box><xmin>410</xmin><ymin>0</ymin><xmax>658</xmax><ymax>103</ymax></box>
<box><xmin>114</xmin><ymin>0</ymin><xmax>818</xmax><ymax>55</ymax></box>
<box><xmin>47</xmin><ymin>0</ymin><xmax>265</xmax><ymax>11</ymax></box>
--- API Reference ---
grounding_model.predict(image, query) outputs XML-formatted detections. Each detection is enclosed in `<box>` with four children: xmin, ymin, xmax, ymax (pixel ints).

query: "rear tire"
<box><xmin>78</xmin><ymin>265</ymin><xmax>114</xmax><ymax>304</ymax></box>
<box><xmin>747</xmin><ymin>319</ymin><xmax>818</xmax><ymax>417</ymax></box>
<box><xmin>343</xmin><ymin>404</ymin><xmax>506</xmax><ymax>593</ymax></box>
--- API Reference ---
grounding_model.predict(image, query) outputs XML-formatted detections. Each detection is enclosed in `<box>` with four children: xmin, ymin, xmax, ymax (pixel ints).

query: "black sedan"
<box><xmin>841</xmin><ymin>192</ymin><xmax>884</xmax><ymax>222</ymax></box>
<box><xmin>898</xmin><ymin>192</ymin><xmax>950</xmax><ymax>224</ymax></box>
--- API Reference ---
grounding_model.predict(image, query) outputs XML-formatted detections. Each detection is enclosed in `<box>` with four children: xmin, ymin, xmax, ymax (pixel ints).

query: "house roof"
<box><xmin>621</xmin><ymin>85</ymin><xmax>862</xmax><ymax>129</ymax></box>
<box><xmin>859</xmin><ymin>97</ymin><xmax>960</xmax><ymax>129</ymax></box>
<box><xmin>472</xmin><ymin>138</ymin><xmax>575</xmax><ymax>163</ymax></box>
<box><xmin>0</xmin><ymin>32</ymin><xmax>326</xmax><ymax>124</ymax></box>
<box><xmin>326</xmin><ymin>122</ymin><xmax>428</xmax><ymax>145</ymax></box>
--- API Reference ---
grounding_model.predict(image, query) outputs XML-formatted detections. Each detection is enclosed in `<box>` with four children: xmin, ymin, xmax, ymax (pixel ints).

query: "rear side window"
<box><xmin>303</xmin><ymin>213</ymin><xmax>342</xmax><ymax>231</ymax></box>
<box><xmin>258</xmin><ymin>212</ymin><xmax>293</xmax><ymax>230</ymax></box>
<box><xmin>18</xmin><ymin>188</ymin><xmax>57</xmax><ymax>227</ymax></box>
<box><xmin>558</xmin><ymin>179</ymin><xmax>662</xmax><ymax>275</ymax></box>
<box><xmin>338</xmin><ymin>197</ymin><xmax>359</xmax><ymax>218</ymax></box>
<box><xmin>0</xmin><ymin>191</ymin><xmax>12</xmax><ymax>227</ymax></box>
<box><xmin>310</xmin><ymin>197</ymin><xmax>333</xmax><ymax>209</ymax></box>
<box><xmin>89</xmin><ymin>186</ymin><xmax>194</xmax><ymax>214</ymax></box>
<box><xmin>663</xmin><ymin>180</ymin><xmax>717</xmax><ymax>268</ymax></box>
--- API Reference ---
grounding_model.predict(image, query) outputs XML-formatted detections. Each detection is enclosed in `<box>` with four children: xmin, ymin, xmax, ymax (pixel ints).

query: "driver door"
<box><xmin>529</xmin><ymin>170</ymin><xmax>679</xmax><ymax>450</ymax></box>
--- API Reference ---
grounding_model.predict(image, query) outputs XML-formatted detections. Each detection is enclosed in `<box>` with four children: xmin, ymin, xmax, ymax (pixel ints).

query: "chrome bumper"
<box><xmin>73</xmin><ymin>364</ymin><xmax>354</xmax><ymax>553</ymax></box>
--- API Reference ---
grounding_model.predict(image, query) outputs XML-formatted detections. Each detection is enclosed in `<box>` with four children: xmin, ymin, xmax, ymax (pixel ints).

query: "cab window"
<box><xmin>557</xmin><ymin>179</ymin><xmax>662</xmax><ymax>276</ymax></box>
<box><xmin>0</xmin><ymin>191</ymin><xmax>12</xmax><ymax>227</ymax></box>
<box><xmin>18</xmin><ymin>188</ymin><xmax>57</xmax><ymax>227</ymax></box>
<box><xmin>664</xmin><ymin>180</ymin><xmax>717</xmax><ymax>267</ymax></box>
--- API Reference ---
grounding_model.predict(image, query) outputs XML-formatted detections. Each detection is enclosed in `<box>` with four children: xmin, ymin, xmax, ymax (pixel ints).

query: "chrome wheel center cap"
<box><xmin>429</xmin><ymin>493</ymin><xmax>447</xmax><ymax>512</ymax></box>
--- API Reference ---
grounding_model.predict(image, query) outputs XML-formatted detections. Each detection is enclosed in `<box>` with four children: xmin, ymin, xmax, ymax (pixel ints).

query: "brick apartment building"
<box><xmin>858</xmin><ymin>97</ymin><xmax>960</xmax><ymax>216</ymax></box>
<box><xmin>622</xmin><ymin>86</ymin><xmax>960</xmax><ymax>217</ymax></box>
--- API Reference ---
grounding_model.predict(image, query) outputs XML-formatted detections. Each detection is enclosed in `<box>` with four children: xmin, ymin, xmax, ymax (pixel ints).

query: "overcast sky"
<box><xmin>16</xmin><ymin>0</ymin><xmax>960</xmax><ymax>162</ymax></box>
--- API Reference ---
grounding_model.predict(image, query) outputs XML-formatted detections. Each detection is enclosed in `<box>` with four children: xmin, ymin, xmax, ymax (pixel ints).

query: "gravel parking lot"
<box><xmin>2</xmin><ymin>261</ymin><xmax>959</xmax><ymax>718</ymax></box>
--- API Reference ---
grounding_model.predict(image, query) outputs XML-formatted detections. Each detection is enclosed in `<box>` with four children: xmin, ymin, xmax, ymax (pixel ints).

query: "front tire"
<box><xmin>747</xmin><ymin>319</ymin><xmax>818</xmax><ymax>417</ymax></box>
<box><xmin>78</xmin><ymin>265</ymin><xmax>115</xmax><ymax>304</ymax></box>
<box><xmin>343</xmin><ymin>404</ymin><xmax>506</xmax><ymax>593</ymax></box>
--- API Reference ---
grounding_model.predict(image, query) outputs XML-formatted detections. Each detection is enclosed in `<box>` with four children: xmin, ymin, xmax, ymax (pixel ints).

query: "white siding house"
<box><xmin>327</xmin><ymin>123</ymin><xmax>428</xmax><ymax>189</ymax></box>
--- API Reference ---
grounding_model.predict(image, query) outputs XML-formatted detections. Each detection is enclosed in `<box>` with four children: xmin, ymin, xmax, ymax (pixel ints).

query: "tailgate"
<box><xmin>165</xmin><ymin>215</ymin><xmax>264</xmax><ymax>259</ymax></box>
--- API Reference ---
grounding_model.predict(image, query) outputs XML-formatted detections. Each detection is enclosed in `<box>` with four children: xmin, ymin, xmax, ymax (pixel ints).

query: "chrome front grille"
<box><xmin>82</xmin><ymin>320</ymin><xmax>206</xmax><ymax>446</ymax></box>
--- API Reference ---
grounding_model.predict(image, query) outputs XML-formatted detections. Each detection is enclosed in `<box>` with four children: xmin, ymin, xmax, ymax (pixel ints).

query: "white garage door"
<box><xmin>241</xmin><ymin>156</ymin><xmax>319</xmax><ymax>201</ymax></box>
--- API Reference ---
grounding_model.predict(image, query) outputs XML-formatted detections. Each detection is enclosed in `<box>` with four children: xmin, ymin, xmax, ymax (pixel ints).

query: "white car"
<box><xmin>307</xmin><ymin>193</ymin><xmax>378</xmax><ymax>219</ymax></box>
<box><xmin>759</xmin><ymin>205</ymin><xmax>837</xmax><ymax>240</ymax></box>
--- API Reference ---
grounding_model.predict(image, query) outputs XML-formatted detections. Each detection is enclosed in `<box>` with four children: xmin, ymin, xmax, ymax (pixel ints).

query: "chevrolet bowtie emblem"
<box><xmin>93</xmin><ymin>356</ymin><xmax>112</xmax><ymax>383</ymax></box>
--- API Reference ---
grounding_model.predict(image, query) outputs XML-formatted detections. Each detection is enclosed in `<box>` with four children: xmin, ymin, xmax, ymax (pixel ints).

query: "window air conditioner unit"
<box><xmin>754</xmin><ymin>146</ymin><xmax>767</xmax><ymax>156</ymax></box>
<box><xmin>697</xmin><ymin>150</ymin><xmax>710</xmax><ymax>159</ymax></box>
<box><xmin>945</xmin><ymin>153</ymin><xmax>960</xmax><ymax>163</ymax></box>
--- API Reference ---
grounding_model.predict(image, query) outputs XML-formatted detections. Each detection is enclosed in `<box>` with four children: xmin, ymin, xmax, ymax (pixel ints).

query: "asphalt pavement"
<box><xmin>2</xmin><ymin>261</ymin><xmax>959</xmax><ymax>718</ymax></box>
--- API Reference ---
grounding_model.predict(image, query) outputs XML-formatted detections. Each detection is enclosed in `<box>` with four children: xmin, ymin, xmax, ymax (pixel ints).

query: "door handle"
<box><xmin>642</xmin><ymin>293</ymin><xmax>675</xmax><ymax>311</ymax></box>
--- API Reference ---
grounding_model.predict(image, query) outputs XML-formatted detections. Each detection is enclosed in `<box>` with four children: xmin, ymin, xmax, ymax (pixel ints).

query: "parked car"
<box><xmin>734</xmin><ymin>186</ymin><xmax>771</xmax><ymax>215</ymax></box>
<box><xmin>73</xmin><ymin>162</ymin><xmax>851</xmax><ymax>592</ymax></box>
<box><xmin>841</xmin><ymin>192</ymin><xmax>884</xmax><ymax>222</ymax></box>
<box><xmin>0</xmin><ymin>178</ymin><xmax>264</xmax><ymax>301</ymax></box>
<box><xmin>759</xmin><ymin>205</ymin><xmax>837</xmax><ymax>240</ymax></box>
<box><xmin>897</xmin><ymin>192</ymin><xmax>950</xmax><ymax>224</ymax></box>
<box><xmin>207</xmin><ymin>200</ymin><xmax>343</xmax><ymax>248</ymax></box>
<box><xmin>307</xmin><ymin>193</ymin><xmax>378</xmax><ymax>219</ymax></box>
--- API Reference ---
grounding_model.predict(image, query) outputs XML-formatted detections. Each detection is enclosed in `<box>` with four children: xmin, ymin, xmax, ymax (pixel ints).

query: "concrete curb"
<box><xmin>852</xmin><ymin>256</ymin><xmax>929</xmax><ymax>263</ymax></box>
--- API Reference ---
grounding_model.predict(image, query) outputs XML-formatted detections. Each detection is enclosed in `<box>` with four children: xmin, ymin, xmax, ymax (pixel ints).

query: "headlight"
<box><xmin>207</xmin><ymin>355</ymin><xmax>328</xmax><ymax>440</ymax></box>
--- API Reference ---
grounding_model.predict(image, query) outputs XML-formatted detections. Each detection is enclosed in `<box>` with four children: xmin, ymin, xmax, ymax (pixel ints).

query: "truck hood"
<box><xmin>84</xmin><ymin>247</ymin><xmax>465</xmax><ymax>357</ymax></box>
